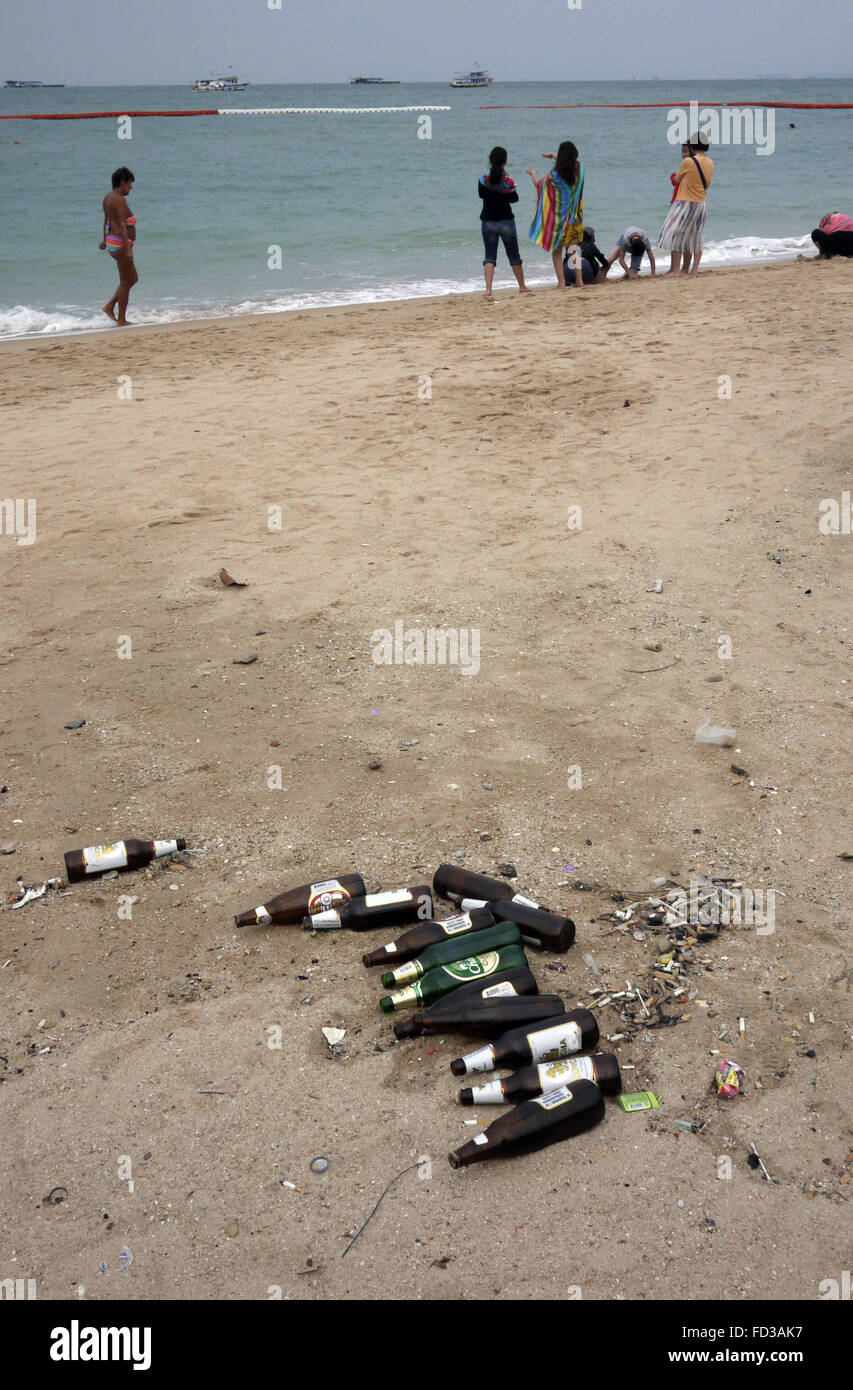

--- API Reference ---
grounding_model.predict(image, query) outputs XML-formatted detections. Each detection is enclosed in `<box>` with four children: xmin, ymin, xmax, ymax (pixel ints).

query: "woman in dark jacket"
<box><xmin>479</xmin><ymin>145</ymin><xmax>531</xmax><ymax>299</ymax></box>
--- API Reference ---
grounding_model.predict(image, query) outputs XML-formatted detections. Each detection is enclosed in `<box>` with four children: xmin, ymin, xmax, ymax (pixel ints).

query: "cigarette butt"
<box><xmin>808</xmin><ymin>1012</ymin><xmax>815</xmax><ymax>1024</ymax></box>
<box><xmin>738</xmin><ymin>1017</ymin><xmax>746</xmax><ymax>1036</ymax></box>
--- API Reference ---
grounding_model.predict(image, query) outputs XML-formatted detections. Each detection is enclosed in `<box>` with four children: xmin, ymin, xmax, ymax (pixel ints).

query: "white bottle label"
<box><xmin>83</xmin><ymin>842</ymin><xmax>128</xmax><ymax>873</ymax></box>
<box><xmin>364</xmin><ymin>890</ymin><xmax>416</xmax><ymax>908</ymax></box>
<box><xmin>380</xmin><ymin>940</ymin><xmax>397</xmax><ymax>955</ymax></box>
<box><xmin>459</xmin><ymin>897</ymin><xmax>488</xmax><ymax>911</ymax></box>
<box><xmin>473</xmin><ymin>1132</ymin><xmax>488</xmax><ymax>1145</ymax></box>
<box><xmin>481</xmin><ymin>981</ymin><xmax>518</xmax><ymax>999</ymax></box>
<box><xmin>153</xmin><ymin>839</ymin><xmax>179</xmax><ymax>859</ymax></box>
<box><xmin>537</xmin><ymin>1057</ymin><xmax>593</xmax><ymax>1091</ymax></box>
<box><xmin>440</xmin><ymin>913</ymin><xmax>473</xmax><ymax>935</ymax></box>
<box><xmin>528</xmin><ymin>1021</ymin><xmax>583</xmax><ymax>1063</ymax></box>
<box><xmin>535</xmin><ymin>1085</ymin><xmax>574</xmax><ymax>1110</ymax></box>
<box><xmin>512</xmin><ymin>893</ymin><xmax>540</xmax><ymax>908</ymax></box>
<box><xmin>255</xmin><ymin>906</ymin><xmax>272</xmax><ymax>925</ymax></box>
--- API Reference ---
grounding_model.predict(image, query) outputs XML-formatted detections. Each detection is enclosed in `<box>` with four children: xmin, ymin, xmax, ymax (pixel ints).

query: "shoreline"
<box><xmin>0</xmin><ymin>254</ymin><xmax>825</xmax><ymax>350</ymax></box>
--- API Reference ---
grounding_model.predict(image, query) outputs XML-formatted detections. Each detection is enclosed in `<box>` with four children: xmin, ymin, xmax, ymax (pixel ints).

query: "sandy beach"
<box><xmin>1</xmin><ymin>259</ymin><xmax>851</xmax><ymax>1302</ymax></box>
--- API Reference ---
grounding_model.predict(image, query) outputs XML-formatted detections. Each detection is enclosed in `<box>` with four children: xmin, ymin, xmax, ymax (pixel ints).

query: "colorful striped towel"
<box><xmin>529</xmin><ymin>166</ymin><xmax>585</xmax><ymax>252</ymax></box>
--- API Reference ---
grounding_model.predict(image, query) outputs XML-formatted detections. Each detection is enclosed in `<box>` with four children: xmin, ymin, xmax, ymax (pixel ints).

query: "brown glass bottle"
<box><xmin>392</xmin><ymin>968</ymin><xmax>560</xmax><ymax>1040</ymax></box>
<box><xmin>450</xmin><ymin>1008</ymin><xmax>600</xmax><ymax>1076</ymax></box>
<box><xmin>433</xmin><ymin>864</ymin><xmax>542</xmax><ymax>912</ymax></box>
<box><xmin>459</xmin><ymin>1051</ymin><xmax>622</xmax><ymax>1105</ymax></box>
<box><xmin>65</xmin><ymin>838</ymin><xmax>186</xmax><ymax>882</ymax></box>
<box><xmin>487</xmin><ymin>899</ymin><xmax>575</xmax><ymax>952</ymax></box>
<box><xmin>362</xmin><ymin>907</ymin><xmax>494</xmax><ymax>968</ymax></box>
<box><xmin>234</xmin><ymin>874</ymin><xmax>365</xmax><ymax>928</ymax></box>
<box><xmin>307</xmin><ymin>884</ymin><xmax>433</xmax><ymax>931</ymax></box>
<box><xmin>449</xmin><ymin>1079</ymin><xmax>605</xmax><ymax>1168</ymax></box>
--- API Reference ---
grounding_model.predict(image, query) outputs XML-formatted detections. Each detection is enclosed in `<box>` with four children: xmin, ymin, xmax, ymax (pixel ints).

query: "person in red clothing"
<box><xmin>811</xmin><ymin>211</ymin><xmax>853</xmax><ymax>258</ymax></box>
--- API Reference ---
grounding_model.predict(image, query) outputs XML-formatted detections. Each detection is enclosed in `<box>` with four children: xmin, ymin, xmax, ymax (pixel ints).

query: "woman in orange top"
<box><xmin>658</xmin><ymin>134</ymin><xmax>714</xmax><ymax>276</ymax></box>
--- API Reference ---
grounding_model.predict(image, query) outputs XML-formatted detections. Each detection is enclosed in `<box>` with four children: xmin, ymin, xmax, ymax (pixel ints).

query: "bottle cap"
<box><xmin>380</xmin><ymin>970</ymin><xmax>395</xmax><ymax>988</ymax></box>
<box><xmin>458</xmin><ymin>1088</ymin><xmax>474</xmax><ymax>1106</ymax></box>
<box><xmin>176</xmin><ymin>838</ymin><xmax>187</xmax><ymax>851</ymax></box>
<box><xmin>593</xmin><ymin>1052</ymin><xmax>622</xmax><ymax>1095</ymax></box>
<box><xmin>450</xmin><ymin>1057</ymin><xmax>466</xmax><ymax>1077</ymax></box>
<box><xmin>379</xmin><ymin>995</ymin><xmax>394</xmax><ymax>1014</ymax></box>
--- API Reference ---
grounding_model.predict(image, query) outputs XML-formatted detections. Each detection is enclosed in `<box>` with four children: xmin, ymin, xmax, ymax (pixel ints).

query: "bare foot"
<box><xmin>115</xmin><ymin>317</ymin><xmax>132</xmax><ymax>326</ymax></box>
<box><xmin>484</xmin><ymin>293</ymin><xmax>495</xmax><ymax>301</ymax></box>
<box><xmin>102</xmin><ymin>303</ymin><xmax>117</xmax><ymax>321</ymax></box>
<box><xmin>518</xmin><ymin>287</ymin><xmax>532</xmax><ymax>294</ymax></box>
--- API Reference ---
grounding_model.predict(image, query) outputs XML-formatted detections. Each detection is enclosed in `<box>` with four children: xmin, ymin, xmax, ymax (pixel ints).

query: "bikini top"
<box><xmin>106</xmin><ymin>214</ymin><xmax>137</xmax><ymax>233</ymax></box>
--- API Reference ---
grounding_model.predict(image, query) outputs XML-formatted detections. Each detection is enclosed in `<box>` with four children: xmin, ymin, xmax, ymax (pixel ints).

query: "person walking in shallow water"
<box><xmin>100</xmin><ymin>166</ymin><xmax>138</xmax><ymax>325</ymax></box>
<box><xmin>478</xmin><ymin>146</ymin><xmax>531</xmax><ymax>300</ymax></box>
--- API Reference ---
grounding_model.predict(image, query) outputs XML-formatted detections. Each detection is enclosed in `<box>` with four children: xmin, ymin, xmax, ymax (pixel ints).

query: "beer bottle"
<box><xmin>307</xmin><ymin>885</ymin><xmax>432</xmax><ymax>931</ymax></box>
<box><xmin>380</xmin><ymin>921</ymin><xmax>522</xmax><ymax>988</ymax></box>
<box><xmin>379</xmin><ymin>943</ymin><xmax>527</xmax><ymax>1013</ymax></box>
<box><xmin>450</xmin><ymin>1008</ymin><xmax>599</xmax><ymax>1076</ymax></box>
<box><xmin>362</xmin><ymin>907</ymin><xmax>494</xmax><ymax>968</ymax></box>
<box><xmin>448</xmin><ymin>1079</ymin><xmax>605</xmax><ymax>1168</ymax></box>
<box><xmin>65</xmin><ymin>837</ymin><xmax>187</xmax><ymax>882</ymax></box>
<box><xmin>459</xmin><ymin>1051</ymin><xmax>622</xmax><ymax>1105</ymax></box>
<box><xmin>487</xmin><ymin>899</ymin><xmax>575</xmax><ymax>953</ymax></box>
<box><xmin>234</xmin><ymin>874</ymin><xmax>365</xmax><ymax>928</ymax></box>
<box><xmin>393</xmin><ymin>968</ymin><xmax>560</xmax><ymax>1040</ymax></box>
<box><xmin>433</xmin><ymin>864</ymin><xmax>542</xmax><ymax>913</ymax></box>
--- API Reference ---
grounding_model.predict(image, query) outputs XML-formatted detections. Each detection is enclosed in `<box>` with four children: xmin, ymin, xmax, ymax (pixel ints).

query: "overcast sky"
<box><xmin>1</xmin><ymin>0</ymin><xmax>850</xmax><ymax>84</ymax></box>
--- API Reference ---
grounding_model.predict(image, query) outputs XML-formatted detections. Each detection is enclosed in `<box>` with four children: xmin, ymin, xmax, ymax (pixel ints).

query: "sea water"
<box><xmin>0</xmin><ymin>78</ymin><xmax>850</xmax><ymax>337</ymax></box>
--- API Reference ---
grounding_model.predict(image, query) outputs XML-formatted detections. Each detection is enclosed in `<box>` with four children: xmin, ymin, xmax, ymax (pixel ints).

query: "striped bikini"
<box><xmin>106</xmin><ymin>213</ymin><xmax>136</xmax><ymax>258</ymax></box>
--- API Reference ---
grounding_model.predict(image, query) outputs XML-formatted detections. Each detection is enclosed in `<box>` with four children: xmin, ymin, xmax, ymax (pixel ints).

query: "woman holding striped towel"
<box><xmin>527</xmin><ymin>141</ymin><xmax>585</xmax><ymax>288</ymax></box>
<box><xmin>658</xmin><ymin>133</ymin><xmax>714</xmax><ymax>275</ymax></box>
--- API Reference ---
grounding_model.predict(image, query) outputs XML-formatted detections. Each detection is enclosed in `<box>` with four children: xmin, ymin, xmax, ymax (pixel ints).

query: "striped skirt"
<box><xmin>658</xmin><ymin>199</ymin><xmax>707</xmax><ymax>253</ymax></box>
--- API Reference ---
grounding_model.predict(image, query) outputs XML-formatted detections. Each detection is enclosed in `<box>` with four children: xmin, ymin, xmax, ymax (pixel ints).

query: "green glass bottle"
<box><xmin>379</xmin><ymin>943</ymin><xmax>527</xmax><ymax>1013</ymax></box>
<box><xmin>380</xmin><ymin>921</ymin><xmax>522</xmax><ymax>988</ymax></box>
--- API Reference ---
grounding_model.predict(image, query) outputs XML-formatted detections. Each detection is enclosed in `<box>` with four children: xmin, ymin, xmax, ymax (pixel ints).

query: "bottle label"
<box><xmin>481</xmin><ymin>981</ymin><xmax>518</xmax><ymax>999</ymax></box>
<box><xmin>255</xmin><ymin>906</ymin><xmax>272</xmax><ymax>925</ymax></box>
<box><xmin>364</xmin><ymin>890</ymin><xmax>415</xmax><ymax>909</ymax></box>
<box><xmin>153</xmin><ymin>840</ymin><xmax>178</xmax><ymax>859</ymax></box>
<box><xmin>82</xmin><ymin>842</ymin><xmax>128</xmax><ymax>873</ymax></box>
<box><xmin>440</xmin><ymin>913</ymin><xmax>473</xmax><ymax>936</ymax></box>
<box><xmin>444</xmin><ymin>951</ymin><xmax>500</xmax><ymax>982</ymax></box>
<box><xmin>380</xmin><ymin>941</ymin><xmax>397</xmax><ymax>955</ymax></box>
<box><xmin>537</xmin><ymin>1057</ymin><xmax>592</xmax><ymax>1089</ymax></box>
<box><xmin>528</xmin><ymin>1021</ymin><xmax>582</xmax><ymax>1063</ymax></box>
<box><xmin>307</xmin><ymin>879</ymin><xmax>353</xmax><ymax>915</ymax></box>
<box><xmin>511</xmin><ymin>893</ymin><xmax>540</xmax><ymax>908</ymax></box>
<box><xmin>535</xmin><ymin>1085</ymin><xmax>574</xmax><ymax>1110</ymax></box>
<box><xmin>459</xmin><ymin>897</ymin><xmax>487</xmax><ymax>911</ymax></box>
<box><xmin>473</xmin><ymin>1132</ymin><xmax>488</xmax><ymax>1146</ymax></box>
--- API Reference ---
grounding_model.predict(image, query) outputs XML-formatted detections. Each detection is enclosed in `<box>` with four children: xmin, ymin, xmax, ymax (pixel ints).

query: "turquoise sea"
<box><xmin>1</xmin><ymin>79</ymin><xmax>851</xmax><ymax>335</ymax></box>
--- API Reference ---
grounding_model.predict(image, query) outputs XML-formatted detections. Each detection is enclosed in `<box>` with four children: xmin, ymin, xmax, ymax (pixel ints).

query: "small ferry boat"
<box><xmin>351</xmin><ymin>76</ymin><xmax>400</xmax><ymax>84</ymax></box>
<box><xmin>192</xmin><ymin>75</ymin><xmax>248</xmax><ymax>92</ymax></box>
<box><xmin>450</xmin><ymin>67</ymin><xmax>492</xmax><ymax>88</ymax></box>
<box><xmin>5</xmin><ymin>80</ymin><xmax>66</xmax><ymax>88</ymax></box>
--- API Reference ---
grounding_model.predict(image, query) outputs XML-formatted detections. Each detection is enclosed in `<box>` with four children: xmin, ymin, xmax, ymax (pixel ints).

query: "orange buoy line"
<box><xmin>480</xmin><ymin>100</ymin><xmax>853</xmax><ymax>110</ymax></box>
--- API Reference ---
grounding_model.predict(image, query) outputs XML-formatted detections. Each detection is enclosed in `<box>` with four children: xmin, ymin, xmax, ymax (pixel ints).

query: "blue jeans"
<box><xmin>481</xmin><ymin>218</ymin><xmax>522</xmax><ymax>266</ymax></box>
<box><xmin>563</xmin><ymin>257</ymin><xmax>596</xmax><ymax>285</ymax></box>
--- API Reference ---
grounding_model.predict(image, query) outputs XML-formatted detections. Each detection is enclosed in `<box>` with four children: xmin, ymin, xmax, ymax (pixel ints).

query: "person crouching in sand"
<box><xmin>100</xmin><ymin>166</ymin><xmax>138</xmax><ymax>325</ymax></box>
<box><xmin>527</xmin><ymin>141</ymin><xmax>585</xmax><ymax>287</ymax></box>
<box><xmin>478</xmin><ymin>146</ymin><xmax>531</xmax><ymax>300</ymax></box>
<box><xmin>811</xmin><ymin>211</ymin><xmax>853</xmax><ymax>259</ymax></box>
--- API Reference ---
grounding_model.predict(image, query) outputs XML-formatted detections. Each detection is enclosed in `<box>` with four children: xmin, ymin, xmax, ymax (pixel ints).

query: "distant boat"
<box><xmin>350</xmin><ymin>76</ymin><xmax>400</xmax><ymax>85</ymax></box>
<box><xmin>5</xmin><ymin>80</ymin><xmax>65</xmax><ymax>88</ymax></box>
<box><xmin>450</xmin><ymin>67</ymin><xmax>492</xmax><ymax>88</ymax></box>
<box><xmin>192</xmin><ymin>75</ymin><xmax>248</xmax><ymax>92</ymax></box>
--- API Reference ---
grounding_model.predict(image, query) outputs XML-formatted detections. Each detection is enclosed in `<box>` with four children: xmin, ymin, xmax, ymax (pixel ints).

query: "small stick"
<box><xmin>750</xmin><ymin>1143</ymin><xmax>772</xmax><ymax>1182</ymax></box>
<box><xmin>342</xmin><ymin>1162</ymin><xmax>420</xmax><ymax>1258</ymax></box>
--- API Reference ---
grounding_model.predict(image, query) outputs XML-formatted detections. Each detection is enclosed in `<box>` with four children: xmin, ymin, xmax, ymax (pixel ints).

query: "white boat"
<box><xmin>192</xmin><ymin>75</ymin><xmax>248</xmax><ymax>92</ymax></box>
<box><xmin>350</xmin><ymin>76</ymin><xmax>400</xmax><ymax>85</ymax></box>
<box><xmin>450</xmin><ymin>67</ymin><xmax>492</xmax><ymax>88</ymax></box>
